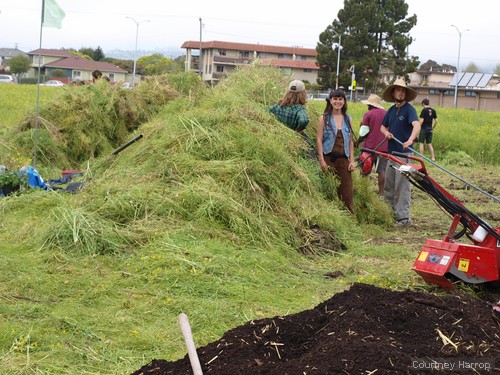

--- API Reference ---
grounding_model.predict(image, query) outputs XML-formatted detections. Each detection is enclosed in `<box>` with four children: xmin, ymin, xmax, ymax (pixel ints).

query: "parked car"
<box><xmin>0</xmin><ymin>74</ymin><xmax>18</xmax><ymax>84</ymax></box>
<box><xmin>41</xmin><ymin>80</ymin><xmax>65</xmax><ymax>87</ymax></box>
<box><xmin>308</xmin><ymin>93</ymin><xmax>329</xmax><ymax>101</ymax></box>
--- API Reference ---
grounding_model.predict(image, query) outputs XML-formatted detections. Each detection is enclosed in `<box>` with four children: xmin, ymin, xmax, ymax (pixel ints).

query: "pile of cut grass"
<box><xmin>7</xmin><ymin>73</ymin><xmax>205</xmax><ymax>169</ymax></box>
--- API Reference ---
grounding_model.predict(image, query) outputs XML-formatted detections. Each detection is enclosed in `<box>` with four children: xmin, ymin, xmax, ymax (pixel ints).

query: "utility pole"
<box><xmin>199</xmin><ymin>17</ymin><xmax>203</xmax><ymax>78</ymax></box>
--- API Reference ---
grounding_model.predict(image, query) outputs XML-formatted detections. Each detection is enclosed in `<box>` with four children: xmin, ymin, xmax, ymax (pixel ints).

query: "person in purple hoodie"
<box><xmin>356</xmin><ymin>94</ymin><xmax>387</xmax><ymax>197</ymax></box>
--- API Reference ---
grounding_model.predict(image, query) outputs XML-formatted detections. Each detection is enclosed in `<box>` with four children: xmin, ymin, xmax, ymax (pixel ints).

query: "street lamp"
<box><xmin>127</xmin><ymin>16</ymin><xmax>150</xmax><ymax>87</ymax></box>
<box><xmin>451</xmin><ymin>25</ymin><xmax>469</xmax><ymax>109</ymax></box>
<box><xmin>333</xmin><ymin>34</ymin><xmax>342</xmax><ymax>89</ymax></box>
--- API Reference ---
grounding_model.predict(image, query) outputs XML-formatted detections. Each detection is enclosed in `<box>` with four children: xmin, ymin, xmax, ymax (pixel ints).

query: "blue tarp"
<box><xmin>19</xmin><ymin>165</ymin><xmax>50</xmax><ymax>190</ymax></box>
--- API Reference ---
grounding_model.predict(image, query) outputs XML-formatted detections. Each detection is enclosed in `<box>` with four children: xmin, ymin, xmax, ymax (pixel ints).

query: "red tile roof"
<box><xmin>43</xmin><ymin>55</ymin><xmax>127</xmax><ymax>73</ymax></box>
<box><xmin>29</xmin><ymin>49</ymin><xmax>76</xmax><ymax>58</ymax></box>
<box><xmin>28</xmin><ymin>49</ymin><xmax>127</xmax><ymax>73</ymax></box>
<box><xmin>181</xmin><ymin>40</ymin><xmax>317</xmax><ymax>57</ymax></box>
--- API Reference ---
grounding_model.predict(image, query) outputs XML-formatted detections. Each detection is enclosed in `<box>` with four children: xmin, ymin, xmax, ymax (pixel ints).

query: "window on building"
<box><xmin>443</xmin><ymin>90</ymin><xmax>454</xmax><ymax>96</ymax></box>
<box><xmin>256</xmin><ymin>52</ymin><xmax>266</xmax><ymax>59</ymax></box>
<box><xmin>429</xmin><ymin>89</ymin><xmax>440</xmax><ymax>94</ymax></box>
<box><xmin>108</xmin><ymin>73</ymin><xmax>115</xmax><ymax>81</ymax></box>
<box><xmin>277</xmin><ymin>54</ymin><xmax>291</xmax><ymax>59</ymax></box>
<box><xmin>216</xmin><ymin>65</ymin><xmax>224</xmax><ymax>73</ymax></box>
<box><xmin>422</xmin><ymin>74</ymin><xmax>429</xmax><ymax>82</ymax></box>
<box><xmin>464</xmin><ymin>91</ymin><xmax>476</xmax><ymax>97</ymax></box>
<box><xmin>240</xmin><ymin>51</ymin><xmax>249</xmax><ymax>58</ymax></box>
<box><xmin>297</xmin><ymin>55</ymin><xmax>307</xmax><ymax>61</ymax></box>
<box><xmin>72</xmin><ymin>71</ymin><xmax>81</xmax><ymax>79</ymax></box>
<box><xmin>304</xmin><ymin>68</ymin><xmax>312</xmax><ymax>72</ymax></box>
<box><xmin>217</xmin><ymin>49</ymin><xmax>226</xmax><ymax>56</ymax></box>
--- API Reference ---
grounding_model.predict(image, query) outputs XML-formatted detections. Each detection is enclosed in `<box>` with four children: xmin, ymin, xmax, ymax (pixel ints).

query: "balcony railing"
<box><xmin>212</xmin><ymin>72</ymin><xmax>228</xmax><ymax>79</ymax></box>
<box><xmin>213</xmin><ymin>56</ymin><xmax>253</xmax><ymax>65</ymax></box>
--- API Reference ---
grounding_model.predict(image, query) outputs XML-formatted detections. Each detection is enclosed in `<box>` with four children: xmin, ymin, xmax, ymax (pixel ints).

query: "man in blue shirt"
<box><xmin>380</xmin><ymin>78</ymin><xmax>421</xmax><ymax>227</ymax></box>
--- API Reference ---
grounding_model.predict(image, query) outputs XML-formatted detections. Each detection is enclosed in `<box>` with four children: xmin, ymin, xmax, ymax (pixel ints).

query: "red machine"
<box><xmin>369</xmin><ymin>150</ymin><xmax>500</xmax><ymax>290</ymax></box>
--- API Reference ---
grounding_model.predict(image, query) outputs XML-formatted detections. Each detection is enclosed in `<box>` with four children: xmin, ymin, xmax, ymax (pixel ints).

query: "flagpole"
<box><xmin>33</xmin><ymin>0</ymin><xmax>46</xmax><ymax>169</ymax></box>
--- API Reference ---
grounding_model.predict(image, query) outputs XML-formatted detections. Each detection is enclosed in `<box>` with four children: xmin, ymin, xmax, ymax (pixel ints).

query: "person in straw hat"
<box><xmin>380</xmin><ymin>78</ymin><xmax>421</xmax><ymax>227</ymax></box>
<box><xmin>356</xmin><ymin>94</ymin><xmax>387</xmax><ymax>197</ymax></box>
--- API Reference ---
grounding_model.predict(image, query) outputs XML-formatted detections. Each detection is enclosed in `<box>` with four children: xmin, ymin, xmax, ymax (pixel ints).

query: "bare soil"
<box><xmin>131</xmin><ymin>283</ymin><xmax>500</xmax><ymax>374</ymax></box>
<box><xmin>132</xmin><ymin>165</ymin><xmax>500</xmax><ymax>375</ymax></box>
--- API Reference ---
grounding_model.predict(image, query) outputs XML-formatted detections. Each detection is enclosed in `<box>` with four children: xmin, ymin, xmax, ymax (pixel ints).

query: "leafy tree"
<box><xmin>463</xmin><ymin>62</ymin><xmax>480</xmax><ymax>73</ymax></box>
<box><xmin>419</xmin><ymin>59</ymin><xmax>440</xmax><ymax>71</ymax></box>
<box><xmin>78</xmin><ymin>47</ymin><xmax>95</xmax><ymax>59</ymax></box>
<box><xmin>69</xmin><ymin>49</ymin><xmax>93</xmax><ymax>60</ymax></box>
<box><xmin>441</xmin><ymin>63</ymin><xmax>455</xmax><ymax>73</ymax></box>
<box><xmin>316</xmin><ymin>0</ymin><xmax>419</xmax><ymax>92</ymax></box>
<box><xmin>78</xmin><ymin>46</ymin><xmax>105</xmax><ymax>61</ymax></box>
<box><xmin>93</xmin><ymin>46</ymin><xmax>105</xmax><ymax>61</ymax></box>
<box><xmin>419</xmin><ymin>60</ymin><xmax>455</xmax><ymax>73</ymax></box>
<box><xmin>103</xmin><ymin>57</ymin><xmax>133</xmax><ymax>73</ymax></box>
<box><xmin>8</xmin><ymin>55</ymin><xmax>31</xmax><ymax>76</ymax></box>
<box><xmin>139</xmin><ymin>53</ymin><xmax>181</xmax><ymax>75</ymax></box>
<box><xmin>51</xmin><ymin>69</ymin><xmax>66</xmax><ymax>78</ymax></box>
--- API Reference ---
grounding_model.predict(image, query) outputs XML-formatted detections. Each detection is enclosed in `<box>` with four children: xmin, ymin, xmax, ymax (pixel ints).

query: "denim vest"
<box><xmin>321</xmin><ymin>114</ymin><xmax>352</xmax><ymax>158</ymax></box>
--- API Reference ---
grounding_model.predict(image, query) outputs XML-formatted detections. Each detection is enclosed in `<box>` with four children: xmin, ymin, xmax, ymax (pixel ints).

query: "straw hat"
<box><xmin>381</xmin><ymin>78</ymin><xmax>417</xmax><ymax>103</ymax></box>
<box><xmin>361</xmin><ymin>94</ymin><xmax>384</xmax><ymax>109</ymax></box>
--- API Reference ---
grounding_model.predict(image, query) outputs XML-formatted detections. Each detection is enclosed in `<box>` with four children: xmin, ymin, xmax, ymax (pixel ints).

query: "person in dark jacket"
<box><xmin>418</xmin><ymin>98</ymin><xmax>439</xmax><ymax>161</ymax></box>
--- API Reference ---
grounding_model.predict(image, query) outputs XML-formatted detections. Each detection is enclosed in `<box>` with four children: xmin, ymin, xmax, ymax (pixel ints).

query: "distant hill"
<box><xmin>105</xmin><ymin>47</ymin><xmax>183</xmax><ymax>60</ymax></box>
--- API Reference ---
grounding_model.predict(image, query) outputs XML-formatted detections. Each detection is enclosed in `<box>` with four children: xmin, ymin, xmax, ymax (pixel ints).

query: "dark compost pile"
<box><xmin>132</xmin><ymin>283</ymin><xmax>500</xmax><ymax>374</ymax></box>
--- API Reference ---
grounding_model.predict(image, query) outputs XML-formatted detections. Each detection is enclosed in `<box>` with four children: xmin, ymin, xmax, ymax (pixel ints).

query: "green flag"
<box><xmin>42</xmin><ymin>0</ymin><xmax>65</xmax><ymax>29</ymax></box>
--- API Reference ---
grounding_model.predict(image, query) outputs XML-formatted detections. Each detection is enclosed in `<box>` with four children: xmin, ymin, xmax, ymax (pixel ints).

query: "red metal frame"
<box><xmin>374</xmin><ymin>151</ymin><xmax>500</xmax><ymax>290</ymax></box>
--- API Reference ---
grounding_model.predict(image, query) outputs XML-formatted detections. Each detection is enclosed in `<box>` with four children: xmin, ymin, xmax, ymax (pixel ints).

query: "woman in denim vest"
<box><xmin>316</xmin><ymin>89</ymin><xmax>356</xmax><ymax>214</ymax></box>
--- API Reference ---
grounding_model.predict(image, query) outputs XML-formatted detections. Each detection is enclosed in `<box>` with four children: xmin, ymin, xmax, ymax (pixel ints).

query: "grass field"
<box><xmin>0</xmin><ymin>70</ymin><xmax>499</xmax><ymax>374</ymax></box>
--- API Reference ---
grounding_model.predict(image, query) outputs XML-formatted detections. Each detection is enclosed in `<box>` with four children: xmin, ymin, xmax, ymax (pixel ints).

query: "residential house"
<box><xmin>0</xmin><ymin>48</ymin><xmax>28</xmax><ymax>72</ymax></box>
<box><xmin>27</xmin><ymin>49</ymin><xmax>128</xmax><ymax>83</ymax></box>
<box><xmin>181</xmin><ymin>40</ymin><xmax>319</xmax><ymax>85</ymax></box>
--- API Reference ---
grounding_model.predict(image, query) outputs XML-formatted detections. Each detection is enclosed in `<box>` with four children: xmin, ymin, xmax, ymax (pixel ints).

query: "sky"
<box><xmin>1</xmin><ymin>0</ymin><xmax>499</xmax><ymax>71</ymax></box>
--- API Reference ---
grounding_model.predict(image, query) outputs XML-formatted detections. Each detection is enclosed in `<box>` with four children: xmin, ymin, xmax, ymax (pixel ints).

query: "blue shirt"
<box><xmin>382</xmin><ymin>103</ymin><xmax>418</xmax><ymax>154</ymax></box>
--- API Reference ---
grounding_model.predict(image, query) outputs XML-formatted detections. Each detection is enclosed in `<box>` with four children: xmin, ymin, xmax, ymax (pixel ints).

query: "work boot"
<box><xmin>395</xmin><ymin>218</ymin><xmax>412</xmax><ymax>227</ymax></box>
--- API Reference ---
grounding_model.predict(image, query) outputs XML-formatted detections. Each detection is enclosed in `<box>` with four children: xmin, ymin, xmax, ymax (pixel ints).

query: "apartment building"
<box><xmin>181</xmin><ymin>40</ymin><xmax>319</xmax><ymax>85</ymax></box>
<box><xmin>182</xmin><ymin>40</ymin><xmax>500</xmax><ymax>111</ymax></box>
<box><xmin>382</xmin><ymin>68</ymin><xmax>500</xmax><ymax>111</ymax></box>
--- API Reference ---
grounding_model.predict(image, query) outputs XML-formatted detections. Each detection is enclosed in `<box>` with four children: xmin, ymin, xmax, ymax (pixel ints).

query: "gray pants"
<box><xmin>384</xmin><ymin>157</ymin><xmax>411</xmax><ymax>221</ymax></box>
